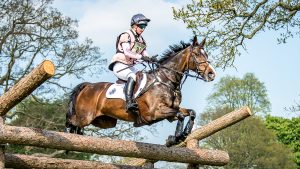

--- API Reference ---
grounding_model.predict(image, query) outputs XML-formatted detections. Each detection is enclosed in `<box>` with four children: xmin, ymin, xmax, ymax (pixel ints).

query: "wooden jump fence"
<box><xmin>0</xmin><ymin>60</ymin><xmax>252</xmax><ymax>169</ymax></box>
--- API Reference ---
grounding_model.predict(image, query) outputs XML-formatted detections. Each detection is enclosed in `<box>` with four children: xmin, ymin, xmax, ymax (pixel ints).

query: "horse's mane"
<box><xmin>157</xmin><ymin>41</ymin><xmax>191</xmax><ymax>64</ymax></box>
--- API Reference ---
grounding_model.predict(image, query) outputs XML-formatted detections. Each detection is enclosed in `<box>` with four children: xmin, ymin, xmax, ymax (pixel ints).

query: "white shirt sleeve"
<box><xmin>121</xmin><ymin>42</ymin><xmax>142</xmax><ymax>59</ymax></box>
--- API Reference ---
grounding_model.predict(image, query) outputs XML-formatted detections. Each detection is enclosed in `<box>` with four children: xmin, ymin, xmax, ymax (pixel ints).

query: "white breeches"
<box><xmin>113</xmin><ymin>62</ymin><xmax>137</xmax><ymax>81</ymax></box>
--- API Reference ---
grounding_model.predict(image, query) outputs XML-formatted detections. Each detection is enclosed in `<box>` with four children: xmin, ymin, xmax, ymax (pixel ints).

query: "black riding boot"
<box><xmin>125</xmin><ymin>77</ymin><xmax>138</xmax><ymax>113</ymax></box>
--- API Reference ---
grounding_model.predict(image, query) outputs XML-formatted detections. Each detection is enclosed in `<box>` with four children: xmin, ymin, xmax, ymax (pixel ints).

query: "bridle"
<box><xmin>188</xmin><ymin>45</ymin><xmax>210</xmax><ymax>80</ymax></box>
<box><xmin>144</xmin><ymin>44</ymin><xmax>211</xmax><ymax>93</ymax></box>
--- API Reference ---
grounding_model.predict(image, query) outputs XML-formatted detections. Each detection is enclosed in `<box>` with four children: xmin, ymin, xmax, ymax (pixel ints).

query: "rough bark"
<box><xmin>126</xmin><ymin>106</ymin><xmax>251</xmax><ymax>166</ymax></box>
<box><xmin>5</xmin><ymin>153</ymin><xmax>150</xmax><ymax>169</ymax></box>
<box><xmin>0</xmin><ymin>117</ymin><xmax>4</xmax><ymax>169</ymax></box>
<box><xmin>0</xmin><ymin>125</ymin><xmax>229</xmax><ymax>166</ymax></box>
<box><xmin>0</xmin><ymin>60</ymin><xmax>55</xmax><ymax>116</ymax></box>
<box><xmin>177</xmin><ymin>106</ymin><xmax>252</xmax><ymax>147</ymax></box>
<box><xmin>187</xmin><ymin>139</ymin><xmax>200</xmax><ymax>169</ymax></box>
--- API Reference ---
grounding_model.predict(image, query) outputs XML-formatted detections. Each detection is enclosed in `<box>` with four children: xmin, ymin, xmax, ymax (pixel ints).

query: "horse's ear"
<box><xmin>192</xmin><ymin>36</ymin><xmax>198</xmax><ymax>46</ymax></box>
<box><xmin>199</xmin><ymin>37</ymin><xmax>206</xmax><ymax>47</ymax></box>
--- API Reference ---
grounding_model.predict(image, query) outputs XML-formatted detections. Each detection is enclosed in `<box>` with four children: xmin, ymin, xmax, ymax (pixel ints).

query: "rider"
<box><xmin>108</xmin><ymin>13</ymin><xmax>154</xmax><ymax>114</ymax></box>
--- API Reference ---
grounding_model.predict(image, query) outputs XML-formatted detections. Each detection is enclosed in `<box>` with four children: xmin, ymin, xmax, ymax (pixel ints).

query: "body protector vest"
<box><xmin>108</xmin><ymin>30</ymin><xmax>147</xmax><ymax>71</ymax></box>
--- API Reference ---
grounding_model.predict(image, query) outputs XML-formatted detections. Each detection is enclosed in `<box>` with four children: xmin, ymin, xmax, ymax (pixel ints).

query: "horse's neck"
<box><xmin>155</xmin><ymin>52</ymin><xmax>187</xmax><ymax>87</ymax></box>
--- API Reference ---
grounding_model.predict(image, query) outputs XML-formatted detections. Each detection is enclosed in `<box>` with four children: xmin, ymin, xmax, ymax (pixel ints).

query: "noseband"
<box><xmin>188</xmin><ymin>45</ymin><xmax>210</xmax><ymax>80</ymax></box>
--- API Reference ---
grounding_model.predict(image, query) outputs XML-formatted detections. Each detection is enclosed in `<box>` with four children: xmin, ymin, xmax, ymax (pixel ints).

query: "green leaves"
<box><xmin>173</xmin><ymin>0</ymin><xmax>300</xmax><ymax>68</ymax></box>
<box><xmin>266</xmin><ymin>115</ymin><xmax>300</xmax><ymax>166</ymax></box>
<box><xmin>199</xmin><ymin>107</ymin><xmax>296</xmax><ymax>168</ymax></box>
<box><xmin>207</xmin><ymin>73</ymin><xmax>271</xmax><ymax>115</ymax></box>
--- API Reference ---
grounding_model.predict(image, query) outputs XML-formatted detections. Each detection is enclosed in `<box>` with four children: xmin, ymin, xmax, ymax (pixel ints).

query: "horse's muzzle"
<box><xmin>206</xmin><ymin>71</ymin><xmax>216</xmax><ymax>82</ymax></box>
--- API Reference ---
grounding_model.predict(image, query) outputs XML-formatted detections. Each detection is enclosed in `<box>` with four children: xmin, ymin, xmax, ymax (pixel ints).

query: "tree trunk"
<box><xmin>5</xmin><ymin>153</ymin><xmax>150</xmax><ymax>169</ymax></box>
<box><xmin>0</xmin><ymin>125</ymin><xmax>229</xmax><ymax>166</ymax></box>
<box><xmin>0</xmin><ymin>60</ymin><xmax>55</xmax><ymax>116</ymax></box>
<box><xmin>126</xmin><ymin>106</ymin><xmax>251</xmax><ymax>166</ymax></box>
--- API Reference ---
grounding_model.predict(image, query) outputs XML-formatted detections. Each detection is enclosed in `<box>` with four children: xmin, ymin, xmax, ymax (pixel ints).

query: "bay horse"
<box><xmin>65</xmin><ymin>36</ymin><xmax>216</xmax><ymax>146</ymax></box>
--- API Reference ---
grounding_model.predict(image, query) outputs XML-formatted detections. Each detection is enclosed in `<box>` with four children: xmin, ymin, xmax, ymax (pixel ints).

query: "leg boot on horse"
<box><xmin>124</xmin><ymin>77</ymin><xmax>139</xmax><ymax>114</ymax></box>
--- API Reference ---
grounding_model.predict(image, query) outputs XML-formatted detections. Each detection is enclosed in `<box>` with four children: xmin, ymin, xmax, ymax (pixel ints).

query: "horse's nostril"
<box><xmin>208</xmin><ymin>72</ymin><xmax>215</xmax><ymax>79</ymax></box>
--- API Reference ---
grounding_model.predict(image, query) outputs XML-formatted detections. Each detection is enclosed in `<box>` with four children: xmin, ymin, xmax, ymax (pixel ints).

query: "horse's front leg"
<box><xmin>165</xmin><ymin>108</ymin><xmax>196</xmax><ymax>147</ymax></box>
<box><xmin>180</xmin><ymin>108</ymin><xmax>196</xmax><ymax>136</ymax></box>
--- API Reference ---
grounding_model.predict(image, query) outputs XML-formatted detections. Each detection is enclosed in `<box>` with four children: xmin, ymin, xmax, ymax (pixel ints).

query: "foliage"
<box><xmin>173</xmin><ymin>0</ymin><xmax>300</xmax><ymax>68</ymax></box>
<box><xmin>207</xmin><ymin>73</ymin><xmax>270</xmax><ymax>115</ymax></box>
<box><xmin>265</xmin><ymin>115</ymin><xmax>300</xmax><ymax>167</ymax></box>
<box><xmin>0</xmin><ymin>0</ymin><xmax>106</xmax><ymax>96</ymax></box>
<box><xmin>199</xmin><ymin>106</ymin><xmax>296</xmax><ymax>169</ymax></box>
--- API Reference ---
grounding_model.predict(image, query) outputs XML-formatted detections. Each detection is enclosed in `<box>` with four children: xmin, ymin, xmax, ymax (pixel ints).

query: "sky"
<box><xmin>52</xmin><ymin>0</ymin><xmax>300</xmax><ymax>145</ymax></box>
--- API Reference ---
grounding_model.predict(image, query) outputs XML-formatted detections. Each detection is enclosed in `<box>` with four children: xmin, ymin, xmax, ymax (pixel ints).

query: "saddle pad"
<box><xmin>106</xmin><ymin>73</ymin><xmax>147</xmax><ymax>100</ymax></box>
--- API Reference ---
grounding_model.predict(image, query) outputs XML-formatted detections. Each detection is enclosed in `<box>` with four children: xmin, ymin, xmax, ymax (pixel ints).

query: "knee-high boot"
<box><xmin>124</xmin><ymin>77</ymin><xmax>138</xmax><ymax>113</ymax></box>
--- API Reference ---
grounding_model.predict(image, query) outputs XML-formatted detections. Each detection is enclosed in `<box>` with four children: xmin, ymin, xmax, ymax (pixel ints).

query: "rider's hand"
<box><xmin>142</xmin><ymin>56</ymin><xmax>157</xmax><ymax>62</ymax></box>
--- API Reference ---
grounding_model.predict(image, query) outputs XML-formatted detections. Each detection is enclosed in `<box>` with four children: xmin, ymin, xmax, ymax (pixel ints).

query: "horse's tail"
<box><xmin>65</xmin><ymin>82</ymin><xmax>89</xmax><ymax>133</ymax></box>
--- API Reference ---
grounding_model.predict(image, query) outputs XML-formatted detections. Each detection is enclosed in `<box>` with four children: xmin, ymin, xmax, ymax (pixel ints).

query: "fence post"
<box><xmin>0</xmin><ymin>117</ymin><xmax>4</xmax><ymax>169</ymax></box>
<box><xmin>186</xmin><ymin>139</ymin><xmax>199</xmax><ymax>169</ymax></box>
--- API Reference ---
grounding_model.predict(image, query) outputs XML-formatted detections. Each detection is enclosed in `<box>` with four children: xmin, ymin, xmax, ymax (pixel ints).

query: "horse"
<box><xmin>65</xmin><ymin>36</ymin><xmax>216</xmax><ymax>146</ymax></box>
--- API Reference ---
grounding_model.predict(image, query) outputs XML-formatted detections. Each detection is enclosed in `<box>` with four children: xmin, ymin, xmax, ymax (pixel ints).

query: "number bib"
<box><xmin>132</xmin><ymin>41</ymin><xmax>146</xmax><ymax>54</ymax></box>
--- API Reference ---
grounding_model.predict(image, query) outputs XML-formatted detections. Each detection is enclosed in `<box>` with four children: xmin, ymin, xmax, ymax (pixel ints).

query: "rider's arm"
<box><xmin>121</xmin><ymin>42</ymin><xmax>142</xmax><ymax>59</ymax></box>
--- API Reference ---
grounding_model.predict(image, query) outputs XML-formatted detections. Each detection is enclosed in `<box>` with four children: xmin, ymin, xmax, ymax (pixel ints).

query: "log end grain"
<box><xmin>42</xmin><ymin>60</ymin><xmax>55</xmax><ymax>76</ymax></box>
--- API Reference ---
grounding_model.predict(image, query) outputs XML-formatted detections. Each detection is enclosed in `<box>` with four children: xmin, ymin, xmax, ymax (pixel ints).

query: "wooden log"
<box><xmin>0</xmin><ymin>125</ymin><xmax>229</xmax><ymax>166</ymax></box>
<box><xmin>186</xmin><ymin>139</ymin><xmax>200</xmax><ymax>169</ymax></box>
<box><xmin>0</xmin><ymin>60</ymin><xmax>55</xmax><ymax>116</ymax></box>
<box><xmin>0</xmin><ymin>117</ymin><xmax>4</xmax><ymax>169</ymax></box>
<box><xmin>126</xmin><ymin>106</ymin><xmax>251</xmax><ymax>166</ymax></box>
<box><xmin>177</xmin><ymin>106</ymin><xmax>252</xmax><ymax>147</ymax></box>
<box><xmin>5</xmin><ymin>153</ymin><xmax>151</xmax><ymax>169</ymax></box>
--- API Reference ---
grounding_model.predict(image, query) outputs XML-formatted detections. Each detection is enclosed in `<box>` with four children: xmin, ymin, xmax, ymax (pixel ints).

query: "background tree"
<box><xmin>0</xmin><ymin>0</ymin><xmax>106</xmax><ymax>96</ymax></box>
<box><xmin>197</xmin><ymin>73</ymin><xmax>296</xmax><ymax>168</ymax></box>
<box><xmin>1</xmin><ymin>0</ymin><xmax>154</xmax><ymax>162</ymax></box>
<box><xmin>199</xmin><ymin>107</ymin><xmax>296</xmax><ymax>169</ymax></box>
<box><xmin>173</xmin><ymin>0</ymin><xmax>300</xmax><ymax>67</ymax></box>
<box><xmin>207</xmin><ymin>73</ymin><xmax>270</xmax><ymax>115</ymax></box>
<box><xmin>265</xmin><ymin>115</ymin><xmax>300</xmax><ymax>167</ymax></box>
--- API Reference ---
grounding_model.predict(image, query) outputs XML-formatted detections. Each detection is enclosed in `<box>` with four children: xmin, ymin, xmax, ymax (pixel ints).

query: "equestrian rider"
<box><xmin>108</xmin><ymin>13</ymin><xmax>154</xmax><ymax>114</ymax></box>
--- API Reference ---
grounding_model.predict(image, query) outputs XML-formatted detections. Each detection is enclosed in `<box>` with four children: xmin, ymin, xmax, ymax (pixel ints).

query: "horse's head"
<box><xmin>186</xmin><ymin>36</ymin><xmax>216</xmax><ymax>82</ymax></box>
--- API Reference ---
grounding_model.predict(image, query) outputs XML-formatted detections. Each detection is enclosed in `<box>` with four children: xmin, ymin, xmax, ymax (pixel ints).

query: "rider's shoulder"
<box><xmin>118</xmin><ymin>30</ymin><xmax>133</xmax><ymax>42</ymax></box>
<box><xmin>119</xmin><ymin>32</ymin><xmax>130</xmax><ymax>42</ymax></box>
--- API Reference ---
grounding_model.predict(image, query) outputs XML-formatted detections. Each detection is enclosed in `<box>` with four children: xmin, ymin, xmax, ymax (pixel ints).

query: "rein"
<box><xmin>142</xmin><ymin>45</ymin><xmax>210</xmax><ymax>94</ymax></box>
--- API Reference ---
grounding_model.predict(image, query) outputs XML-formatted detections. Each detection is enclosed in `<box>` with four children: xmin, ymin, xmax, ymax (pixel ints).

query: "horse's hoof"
<box><xmin>166</xmin><ymin>135</ymin><xmax>176</xmax><ymax>147</ymax></box>
<box><xmin>64</xmin><ymin>127</ymin><xmax>71</xmax><ymax>133</ymax></box>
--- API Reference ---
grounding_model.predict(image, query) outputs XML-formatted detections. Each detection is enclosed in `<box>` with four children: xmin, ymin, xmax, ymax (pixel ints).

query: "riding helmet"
<box><xmin>130</xmin><ymin>13</ymin><xmax>150</xmax><ymax>26</ymax></box>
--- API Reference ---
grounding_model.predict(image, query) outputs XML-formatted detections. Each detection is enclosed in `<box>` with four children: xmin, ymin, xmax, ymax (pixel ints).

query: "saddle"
<box><xmin>106</xmin><ymin>72</ymin><xmax>147</xmax><ymax>100</ymax></box>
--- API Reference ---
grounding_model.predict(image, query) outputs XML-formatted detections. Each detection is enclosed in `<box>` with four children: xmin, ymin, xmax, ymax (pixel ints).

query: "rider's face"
<box><xmin>134</xmin><ymin>24</ymin><xmax>146</xmax><ymax>35</ymax></box>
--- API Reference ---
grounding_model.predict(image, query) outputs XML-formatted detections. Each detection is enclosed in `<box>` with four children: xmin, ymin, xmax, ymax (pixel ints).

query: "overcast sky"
<box><xmin>52</xmin><ymin>0</ymin><xmax>300</xmax><ymax>144</ymax></box>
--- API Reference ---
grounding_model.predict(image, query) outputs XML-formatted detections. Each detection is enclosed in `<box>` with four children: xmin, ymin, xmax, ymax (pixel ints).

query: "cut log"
<box><xmin>5</xmin><ymin>153</ymin><xmax>150</xmax><ymax>169</ymax></box>
<box><xmin>126</xmin><ymin>106</ymin><xmax>251</xmax><ymax>166</ymax></box>
<box><xmin>0</xmin><ymin>60</ymin><xmax>55</xmax><ymax>116</ymax></box>
<box><xmin>177</xmin><ymin>106</ymin><xmax>252</xmax><ymax>147</ymax></box>
<box><xmin>0</xmin><ymin>125</ymin><xmax>229</xmax><ymax>166</ymax></box>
